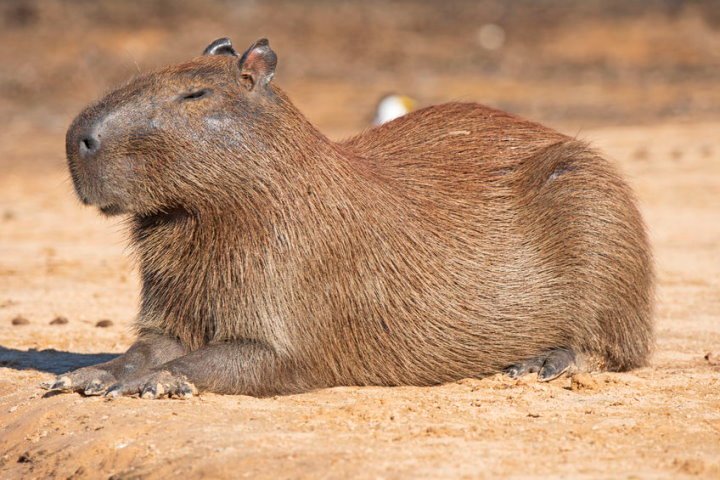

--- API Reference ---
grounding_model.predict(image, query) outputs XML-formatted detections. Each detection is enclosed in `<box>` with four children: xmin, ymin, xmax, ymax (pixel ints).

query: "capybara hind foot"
<box><xmin>105</xmin><ymin>370</ymin><xmax>198</xmax><ymax>400</ymax></box>
<box><xmin>41</xmin><ymin>366</ymin><xmax>118</xmax><ymax>396</ymax></box>
<box><xmin>506</xmin><ymin>348</ymin><xmax>576</xmax><ymax>381</ymax></box>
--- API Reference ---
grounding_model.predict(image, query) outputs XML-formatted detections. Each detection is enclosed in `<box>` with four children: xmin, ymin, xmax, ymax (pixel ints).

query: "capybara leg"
<box><xmin>104</xmin><ymin>341</ymin><xmax>296</xmax><ymax>399</ymax></box>
<box><xmin>505</xmin><ymin>348</ymin><xmax>576</xmax><ymax>382</ymax></box>
<box><xmin>42</xmin><ymin>333</ymin><xmax>185</xmax><ymax>396</ymax></box>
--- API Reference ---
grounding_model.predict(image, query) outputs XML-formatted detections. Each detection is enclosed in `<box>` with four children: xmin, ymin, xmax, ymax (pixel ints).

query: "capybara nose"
<box><xmin>78</xmin><ymin>133</ymin><xmax>100</xmax><ymax>159</ymax></box>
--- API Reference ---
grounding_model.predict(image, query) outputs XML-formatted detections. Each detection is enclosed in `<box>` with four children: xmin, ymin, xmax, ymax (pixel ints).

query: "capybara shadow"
<box><xmin>0</xmin><ymin>346</ymin><xmax>117</xmax><ymax>375</ymax></box>
<box><xmin>48</xmin><ymin>37</ymin><xmax>654</xmax><ymax>399</ymax></box>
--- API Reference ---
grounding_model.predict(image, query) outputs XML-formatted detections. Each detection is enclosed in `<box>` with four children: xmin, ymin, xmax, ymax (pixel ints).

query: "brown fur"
<box><xmin>59</xmin><ymin>39</ymin><xmax>654</xmax><ymax>398</ymax></box>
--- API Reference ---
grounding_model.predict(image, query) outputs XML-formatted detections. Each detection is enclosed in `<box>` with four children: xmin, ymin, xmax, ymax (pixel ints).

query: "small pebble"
<box><xmin>17</xmin><ymin>451</ymin><xmax>32</xmax><ymax>463</ymax></box>
<box><xmin>95</xmin><ymin>319</ymin><xmax>114</xmax><ymax>328</ymax></box>
<box><xmin>50</xmin><ymin>316</ymin><xmax>69</xmax><ymax>325</ymax></box>
<box><xmin>11</xmin><ymin>316</ymin><xmax>29</xmax><ymax>326</ymax></box>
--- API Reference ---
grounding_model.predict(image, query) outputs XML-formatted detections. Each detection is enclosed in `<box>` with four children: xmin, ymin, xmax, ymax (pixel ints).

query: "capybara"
<box><xmin>49</xmin><ymin>37</ymin><xmax>654</xmax><ymax>399</ymax></box>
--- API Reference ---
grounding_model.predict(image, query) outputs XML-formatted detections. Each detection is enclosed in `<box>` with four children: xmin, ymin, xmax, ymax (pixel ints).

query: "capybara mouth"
<box><xmin>98</xmin><ymin>204</ymin><xmax>126</xmax><ymax>216</ymax></box>
<box><xmin>136</xmin><ymin>206</ymin><xmax>192</xmax><ymax>228</ymax></box>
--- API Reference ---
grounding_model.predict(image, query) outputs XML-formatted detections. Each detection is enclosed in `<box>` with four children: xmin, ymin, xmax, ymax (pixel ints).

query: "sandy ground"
<box><xmin>1</xmin><ymin>119</ymin><xmax>719</xmax><ymax>478</ymax></box>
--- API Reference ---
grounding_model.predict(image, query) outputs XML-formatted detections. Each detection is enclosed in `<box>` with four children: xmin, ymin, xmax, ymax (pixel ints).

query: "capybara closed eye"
<box><xmin>53</xmin><ymin>37</ymin><xmax>654</xmax><ymax>399</ymax></box>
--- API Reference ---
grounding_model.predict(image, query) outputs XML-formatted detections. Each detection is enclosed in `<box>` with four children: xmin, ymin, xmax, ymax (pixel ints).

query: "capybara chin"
<box><xmin>51</xmin><ymin>37</ymin><xmax>653</xmax><ymax>399</ymax></box>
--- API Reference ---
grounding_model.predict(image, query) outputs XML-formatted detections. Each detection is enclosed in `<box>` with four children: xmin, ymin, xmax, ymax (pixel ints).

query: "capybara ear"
<box><xmin>238</xmin><ymin>38</ymin><xmax>277</xmax><ymax>91</ymax></box>
<box><xmin>202</xmin><ymin>37</ymin><xmax>238</xmax><ymax>56</ymax></box>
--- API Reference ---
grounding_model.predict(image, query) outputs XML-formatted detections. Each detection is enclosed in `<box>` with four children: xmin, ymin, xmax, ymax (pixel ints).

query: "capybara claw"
<box><xmin>83</xmin><ymin>379</ymin><xmax>109</xmax><ymax>396</ymax></box>
<box><xmin>47</xmin><ymin>376</ymin><xmax>73</xmax><ymax>391</ymax></box>
<box><xmin>175</xmin><ymin>382</ymin><xmax>197</xmax><ymax>399</ymax></box>
<box><xmin>140</xmin><ymin>390</ymin><xmax>156</xmax><ymax>399</ymax></box>
<box><xmin>505</xmin><ymin>357</ymin><xmax>544</xmax><ymax>379</ymax></box>
<box><xmin>538</xmin><ymin>349</ymin><xmax>576</xmax><ymax>382</ymax></box>
<box><xmin>41</xmin><ymin>367</ymin><xmax>119</xmax><ymax>396</ymax></box>
<box><xmin>507</xmin><ymin>348</ymin><xmax>576</xmax><ymax>382</ymax></box>
<box><xmin>103</xmin><ymin>371</ymin><xmax>197</xmax><ymax>400</ymax></box>
<box><xmin>103</xmin><ymin>385</ymin><xmax>124</xmax><ymax>399</ymax></box>
<box><xmin>538</xmin><ymin>364</ymin><xmax>565</xmax><ymax>381</ymax></box>
<box><xmin>141</xmin><ymin>383</ymin><xmax>164</xmax><ymax>400</ymax></box>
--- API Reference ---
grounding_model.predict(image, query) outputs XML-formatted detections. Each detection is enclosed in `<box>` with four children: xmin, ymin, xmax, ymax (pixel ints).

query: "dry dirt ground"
<box><xmin>1</xmin><ymin>121</ymin><xmax>719</xmax><ymax>479</ymax></box>
<box><xmin>1</xmin><ymin>1</ymin><xmax>720</xmax><ymax>479</ymax></box>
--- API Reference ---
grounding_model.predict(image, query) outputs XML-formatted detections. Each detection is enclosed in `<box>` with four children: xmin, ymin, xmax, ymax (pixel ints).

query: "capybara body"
<box><xmin>56</xmin><ymin>38</ymin><xmax>653</xmax><ymax>398</ymax></box>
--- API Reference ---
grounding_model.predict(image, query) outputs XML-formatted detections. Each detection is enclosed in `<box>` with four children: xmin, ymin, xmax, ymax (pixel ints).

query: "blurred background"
<box><xmin>1</xmin><ymin>0</ymin><xmax>719</xmax><ymax>151</ymax></box>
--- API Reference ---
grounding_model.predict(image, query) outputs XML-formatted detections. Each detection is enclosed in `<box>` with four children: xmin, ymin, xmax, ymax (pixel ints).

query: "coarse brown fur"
<box><xmin>54</xmin><ymin>38</ymin><xmax>654</xmax><ymax>398</ymax></box>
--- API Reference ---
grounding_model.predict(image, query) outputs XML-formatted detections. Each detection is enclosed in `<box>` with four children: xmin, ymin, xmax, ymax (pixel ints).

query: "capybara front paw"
<box><xmin>505</xmin><ymin>348</ymin><xmax>576</xmax><ymax>382</ymax></box>
<box><xmin>104</xmin><ymin>370</ymin><xmax>197</xmax><ymax>400</ymax></box>
<box><xmin>41</xmin><ymin>367</ymin><xmax>118</xmax><ymax>396</ymax></box>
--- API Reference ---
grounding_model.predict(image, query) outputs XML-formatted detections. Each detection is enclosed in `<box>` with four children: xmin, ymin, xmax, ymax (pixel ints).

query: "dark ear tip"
<box><xmin>203</xmin><ymin>37</ymin><xmax>238</xmax><ymax>56</ymax></box>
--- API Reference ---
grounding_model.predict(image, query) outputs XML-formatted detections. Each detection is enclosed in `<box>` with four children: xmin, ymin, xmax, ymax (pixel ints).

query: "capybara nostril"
<box><xmin>78</xmin><ymin>135</ymin><xmax>100</xmax><ymax>158</ymax></box>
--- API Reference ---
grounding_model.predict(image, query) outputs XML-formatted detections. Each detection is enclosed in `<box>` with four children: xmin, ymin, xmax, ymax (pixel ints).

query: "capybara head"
<box><xmin>65</xmin><ymin>38</ymin><xmax>286</xmax><ymax>217</ymax></box>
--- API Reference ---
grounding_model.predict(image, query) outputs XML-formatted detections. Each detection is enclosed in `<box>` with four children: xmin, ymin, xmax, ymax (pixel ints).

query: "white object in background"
<box><xmin>477</xmin><ymin>23</ymin><xmax>506</xmax><ymax>51</ymax></box>
<box><xmin>373</xmin><ymin>94</ymin><xmax>417</xmax><ymax>125</ymax></box>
